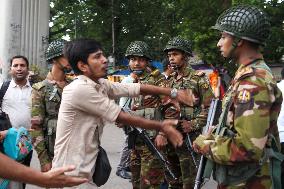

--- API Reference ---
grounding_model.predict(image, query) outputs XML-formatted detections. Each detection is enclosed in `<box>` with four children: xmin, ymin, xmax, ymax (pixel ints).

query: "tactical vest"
<box><xmin>132</xmin><ymin>69</ymin><xmax>164</xmax><ymax>139</ymax></box>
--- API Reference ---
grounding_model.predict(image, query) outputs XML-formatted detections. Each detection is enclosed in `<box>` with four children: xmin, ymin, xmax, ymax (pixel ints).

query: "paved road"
<box><xmin>27</xmin><ymin>124</ymin><xmax>216</xmax><ymax>189</ymax></box>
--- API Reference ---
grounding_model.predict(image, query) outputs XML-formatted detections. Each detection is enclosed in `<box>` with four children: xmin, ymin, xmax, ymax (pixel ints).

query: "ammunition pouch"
<box><xmin>204</xmin><ymin>126</ymin><xmax>261</xmax><ymax>186</ymax></box>
<box><xmin>204</xmin><ymin>130</ymin><xmax>284</xmax><ymax>188</ymax></box>
<box><xmin>213</xmin><ymin>162</ymin><xmax>261</xmax><ymax>186</ymax></box>
<box><xmin>43</xmin><ymin>118</ymin><xmax>57</xmax><ymax>157</ymax></box>
<box><xmin>266</xmin><ymin>135</ymin><xmax>284</xmax><ymax>189</ymax></box>
<box><xmin>133</xmin><ymin>108</ymin><xmax>160</xmax><ymax>139</ymax></box>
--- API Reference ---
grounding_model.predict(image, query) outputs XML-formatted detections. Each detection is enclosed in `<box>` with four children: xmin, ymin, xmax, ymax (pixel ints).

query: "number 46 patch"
<box><xmin>237</xmin><ymin>89</ymin><xmax>251</xmax><ymax>103</ymax></box>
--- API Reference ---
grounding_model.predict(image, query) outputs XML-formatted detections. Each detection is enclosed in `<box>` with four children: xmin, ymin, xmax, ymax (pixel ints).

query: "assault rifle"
<box><xmin>177</xmin><ymin>106</ymin><xmax>202</xmax><ymax>169</ymax></box>
<box><xmin>194</xmin><ymin>99</ymin><xmax>222</xmax><ymax>189</ymax></box>
<box><xmin>176</xmin><ymin>120</ymin><xmax>199</xmax><ymax>169</ymax></box>
<box><xmin>122</xmin><ymin>107</ymin><xmax>178</xmax><ymax>180</ymax></box>
<box><xmin>185</xmin><ymin>133</ymin><xmax>198</xmax><ymax>168</ymax></box>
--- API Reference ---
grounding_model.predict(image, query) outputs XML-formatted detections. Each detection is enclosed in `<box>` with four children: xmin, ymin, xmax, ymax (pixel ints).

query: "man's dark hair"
<box><xmin>10</xmin><ymin>55</ymin><xmax>29</xmax><ymax>68</ymax></box>
<box><xmin>281</xmin><ymin>67</ymin><xmax>284</xmax><ymax>79</ymax></box>
<box><xmin>64</xmin><ymin>39</ymin><xmax>102</xmax><ymax>74</ymax></box>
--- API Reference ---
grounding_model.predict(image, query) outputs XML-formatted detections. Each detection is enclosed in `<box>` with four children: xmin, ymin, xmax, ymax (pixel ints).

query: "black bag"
<box><xmin>0</xmin><ymin>81</ymin><xmax>12</xmax><ymax>153</ymax></box>
<box><xmin>92</xmin><ymin>145</ymin><xmax>112</xmax><ymax>187</ymax></box>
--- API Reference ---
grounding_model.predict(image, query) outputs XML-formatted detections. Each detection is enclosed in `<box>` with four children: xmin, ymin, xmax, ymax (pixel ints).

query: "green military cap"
<box><xmin>46</xmin><ymin>40</ymin><xmax>65</xmax><ymax>61</ymax></box>
<box><xmin>125</xmin><ymin>41</ymin><xmax>152</xmax><ymax>60</ymax></box>
<box><xmin>212</xmin><ymin>5</ymin><xmax>270</xmax><ymax>45</ymax></box>
<box><xmin>164</xmin><ymin>36</ymin><xmax>193</xmax><ymax>56</ymax></box>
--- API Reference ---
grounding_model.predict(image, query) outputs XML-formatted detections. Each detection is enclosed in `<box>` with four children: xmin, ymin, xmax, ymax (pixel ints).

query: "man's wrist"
<box><xmin>170</xmin><ymin>88</ymin><xmax>178</xmax><ymax>99</ymax></box>
<box><xmin>158</xmin><ymin>132</ymin><xmax>166</xmax><ymax>138</ymax></box>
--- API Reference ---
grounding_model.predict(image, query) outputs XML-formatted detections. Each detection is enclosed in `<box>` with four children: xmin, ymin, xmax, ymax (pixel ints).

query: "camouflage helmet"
<box><xmin>46</xmin><ymin>40</ymin><xmax>65</xmax><ymax>61</ymax></box>
<box><xmin>125</xmin><ymin>41</ymin><xmax>152</xmax><ymax>60</ymax></box>
<box><xmin>164</xmin><ymin>36</ymin><xmax>192</xmax><ymax>56</ymax></box>
<box><xmin>212</xmin><ymin>5</ymin><xmax>270</xmax><ymax>45</ymax></box>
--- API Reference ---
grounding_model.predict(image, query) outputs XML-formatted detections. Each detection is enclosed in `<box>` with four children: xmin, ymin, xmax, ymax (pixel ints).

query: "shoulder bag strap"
<box><xmin>0</xmin><ymin>81</ymin><xmax>11</xmax><ymax>108</ymax></box>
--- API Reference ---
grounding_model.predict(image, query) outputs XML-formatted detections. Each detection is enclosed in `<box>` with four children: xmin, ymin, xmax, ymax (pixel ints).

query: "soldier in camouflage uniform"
<box><xmin>30</xmin><ymin>40</ymin><xmax>73</xmax><ymax>172</ymax></box>
<box><xmin>124</xmin><ymin>41</ymin><xmax>167</xmax><ymax>189</ymax></box>
<box><xmin>162</xmin><ymin>36</ymin><xmax>214</xmax><ymax>189</ymax></box>
<box><xmin>193</xmin><ymin>5</ymin><xmax>283</xmax><ymax>189</ymax></box>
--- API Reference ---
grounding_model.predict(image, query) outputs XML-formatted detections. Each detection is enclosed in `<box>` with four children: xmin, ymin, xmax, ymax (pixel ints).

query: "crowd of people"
<box><xmin>0</xmin><ymin>4</ymin><xmax>283</xmax><ymax>189</ymax></box>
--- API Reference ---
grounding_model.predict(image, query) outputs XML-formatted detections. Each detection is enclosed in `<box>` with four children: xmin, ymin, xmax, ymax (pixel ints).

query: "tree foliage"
<box><xmin>50</xmin><ymin>0</ymin><xmax>284</xmax><ymax>71</ymax></box>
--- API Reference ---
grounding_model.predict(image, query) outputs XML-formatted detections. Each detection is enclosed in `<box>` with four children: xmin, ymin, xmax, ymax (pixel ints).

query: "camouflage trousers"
<box><xmin>217</xmin><ymin>163</ymin><xmax>272</xmax><ymax>189</ymax></box>
<box><xmin>165</xmin><ymin>141</ymin><xmax>199</xmax><ymax>189</ymax></box>
<box><xmin>130</xmin><ymin>143</ymin><xmax>165</xmax><ymax>189</ymax></box>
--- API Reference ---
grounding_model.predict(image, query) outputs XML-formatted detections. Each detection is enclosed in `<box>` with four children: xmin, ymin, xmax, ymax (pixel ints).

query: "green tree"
<box><xmin>176</xmin><ymin>0</ymin><xmax>232</xmax><ymax>67</ymax></box>
<box><xmin>49</xmin><ymin>0</ymin><xmax>284</xmax><ymax>71</ymax></box>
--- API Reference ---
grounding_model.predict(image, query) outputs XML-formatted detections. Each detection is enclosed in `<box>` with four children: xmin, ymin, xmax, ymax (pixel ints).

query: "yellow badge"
<box><xmin>201</xmin><ymin>83</ymin><xmax>209</xmax><ymax>89</ymax></box>
<box><xmin>237</xmin><ymin>89</ymin><xmax>251</xmax><ymax>103</ymax></box>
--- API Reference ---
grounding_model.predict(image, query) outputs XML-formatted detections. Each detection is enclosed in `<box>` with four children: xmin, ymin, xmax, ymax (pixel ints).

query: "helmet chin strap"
<box><xmin>226</xmin><ymin>37</ymin><xmax>241</xmax><ymax>62</ymax></box>
<box><xmin>171</xmin><ymin>56</ymin><xmax>188</xmax><ymax>72</ymax></box>
<box><xmin>128</xmin><ymin>66</ymin><xmax>144</xmax><ymax>76</ymax></box>
<box><xmin>132</xmin><ymin>70</ymin><xmax>144</xmax><ymax>75</ymax></box>
<box><xmin>56</xmin><ymin>61</ymin><xmax>72</xmax><ymax>74</ymax></box>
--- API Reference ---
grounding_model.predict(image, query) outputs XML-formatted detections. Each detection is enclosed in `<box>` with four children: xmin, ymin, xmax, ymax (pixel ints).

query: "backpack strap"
<box><xmin>0</xmin><ymin>81</ymin><xmax>11</xmax><ymax>108</ymax></box>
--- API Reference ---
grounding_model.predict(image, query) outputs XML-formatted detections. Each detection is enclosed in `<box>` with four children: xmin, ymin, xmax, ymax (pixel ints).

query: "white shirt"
<box><xmin>162</xmin><ymin>72</ymin><xmax>169</xmax><ymax>79</ymax></box>
<box><xmin>277</xmin><ymin>80</ymin><xmax>284</xmax><ymax>142</ymax></box>
<box><xmin>1</xmin><ymin>79</ymin><xmax>32</xmax><ymax>129</ymax></box>
<box><xmin>119</xmin><ymin>75</ymin><xmax>134</xmax><ymax>108</ymax></box>
<box><xmin>52</xmin><ymin>75</ymin><xmax>140</xmax><ymax>188</ymax></box>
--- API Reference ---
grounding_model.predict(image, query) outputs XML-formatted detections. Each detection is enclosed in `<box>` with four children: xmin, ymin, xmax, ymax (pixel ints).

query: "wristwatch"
<box><xmin>170</xmin><ymin>88</ymin><xmax>178</xmax><ymax>99</ymax></box>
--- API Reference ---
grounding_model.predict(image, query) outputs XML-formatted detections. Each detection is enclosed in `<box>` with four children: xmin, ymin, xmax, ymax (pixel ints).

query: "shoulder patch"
<box><xmin>194</xmin><ymin>70</ymin><xmax>206</xmax><ymax>77</ymax></box>
<box><xmin>32</xmin><ymin>81</ymin><xmax>45</xmax><ymax>90</ymax></box>
<box><xmin>201</xmin><ymin>83</ymin><xmax>209</xmax><ymax>89</ymax></box>
<box><xmin>237</xmin><ymin>89</ymin><xmax>251</xmax><ymax>103</ymax></box>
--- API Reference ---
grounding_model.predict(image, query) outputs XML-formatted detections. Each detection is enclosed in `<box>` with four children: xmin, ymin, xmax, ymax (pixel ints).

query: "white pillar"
<box><xmin>0</xmin><ymin>0</ymin><xmax>50</xmax><ymax>81</ymax></box>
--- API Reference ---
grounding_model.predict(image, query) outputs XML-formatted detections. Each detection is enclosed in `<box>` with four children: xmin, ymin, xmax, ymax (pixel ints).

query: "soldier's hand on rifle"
<box><xmin>206</xmin><ymin>125</ymin><xmax>216</xmax><ymax>136</ymax></box>
<box><xmin>155</xmin><ymin>132</ymin><xmax>168</xmax><ymax>150</ymax></box>
<box><xmin>160</xmin><ymin>120</ymin><xmax>183</xmax><ymax>148</ymax></box>
<box><xmin>193</xmin><ymin>131</ymin><xmax>215</xmax><ymax>155</ymax></box>
<box><xmin>181</xmin><ymin>120</ymin><xmax>192</xmax><ymax>133</ymax></box>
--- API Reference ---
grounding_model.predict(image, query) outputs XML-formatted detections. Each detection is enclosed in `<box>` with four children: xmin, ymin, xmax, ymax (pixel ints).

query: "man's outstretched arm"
<box><xmin>0</xmin><ymin>152</ymin><xmax>88</xmax><ymax>188</ymax></box>
<box><xmin>140</xmin><ymin>84</ymin><xmax>195</xmax><ymax>107</ymax></box>
<box><xmin>116</xmin><ymin>110</ymin><xmax>183</xmax><ymax>148</ymax></box>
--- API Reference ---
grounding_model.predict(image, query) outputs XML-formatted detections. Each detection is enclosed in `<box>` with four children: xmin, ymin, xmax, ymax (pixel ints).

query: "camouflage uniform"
<box><xmin>194</xmin><ymin>59</ymin><xmax>282</xmax><ymax>189</ymax></box>
<box><xmin>193</xmin><ymin>5</ymin><xmax>282</xmax><ymax>189</ymax></box>
<box><xmin>162</xmin><ymin>36</ymin><xmax>214</xmax><ymax>189</ymax></box>
<box><xmin>31</xmin><ymin>73</ymin><xmax>72</xmax><ymax>166</ymax></box>
<box><xmin>30</xmin><ymin>40</ymin><xmax>71</xmax><ymax>167</ymax></box>
<box><xmin>125</xmin><ymin>41</ymin><xmax>166</xmax><ymax>189</ymax></box>
<box><xmin>163</xmin><ymin>66</ymin><xmax>214</xmax><ymax>189</ymax></box>
<box><xmin>130</xmin><ymin>68</ymin><xmax>166</xmax><ymax>189</ymax></box>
